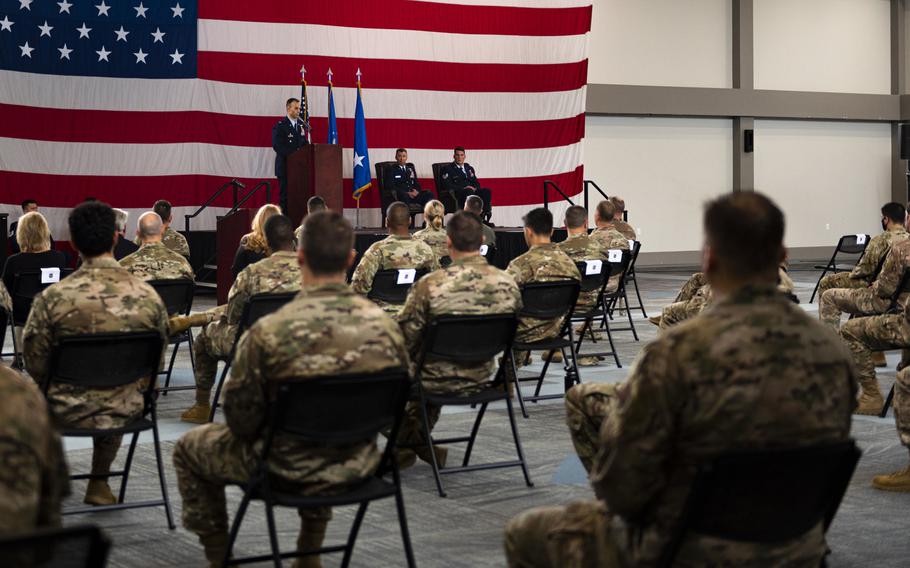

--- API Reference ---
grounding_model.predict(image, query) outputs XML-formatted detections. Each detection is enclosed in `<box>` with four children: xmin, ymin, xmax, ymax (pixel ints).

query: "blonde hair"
<box><xmin>16</xmin><ymin>211</ymin><xmax>51</xmax><ymax>253</ymax></box>
<box><xmin>424</xmin><ymin>200</ymin><xmax>445</xmax><ymax>230</ymax></box>
<box><xmin>243</xmin><ymin>204</ymin><xmax>281</xmax><ymax>254</ymax></box>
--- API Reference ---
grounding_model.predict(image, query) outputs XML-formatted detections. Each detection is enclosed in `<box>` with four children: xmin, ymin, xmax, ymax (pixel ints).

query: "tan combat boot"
<box><xmin>181</xmin><ymin>389</ymin><xmax>212</xmax><ymax>424</ymax></box>
<box><xmin>168</xmin><ymin>312</ymin><xmax>212</xmax><ymax>335</ymax></box>
<box><xmin>872</xmin><ymin>351</ymin><xmax>887</xmax><ymax>368</ymax></box>
<box><xmin>396</xmin><ymin>448</ymin><xmax>417</xmax><ymax>471</ymax></box>
<box><xmin>83</xmin><ymin>479</ymin><xmax>117</xmax><ymax>506</ymax></box>
<box><xmin>292</xmin><ymin>520</ymin><xmax>327</xmax><ymax>568</ymax></box>
<box><xmin>854</xmin><ymin>378</ymin><xmax>884</xmax><ymax>416</ymax></box>
<box><xmin>872</xmin><ymin>464</ymin><xmax>910</xmax><ymax>492</ymax></box>
<box><xmin>416</xmin><ymin>445</ymin><xmax>448</xmax><ymax>469</ymax></box>
<box><xmin>544</xmin><ymin>350</ymin><xmax>563</xmax><ymax>363</ymax></box>
<box><xmin>200</xmin><ymin>532</ymin><xmax>229</xmax><ymax>568</ymax></box>
<box><xmin>576</xmin><ymin>355</ymin><xmax>603</xmax><ymax>367</ymax></box>
<box><xmin>648</xmin><ymin>315</ymin><xmax>662</xmax><ymax>326</ymax></box>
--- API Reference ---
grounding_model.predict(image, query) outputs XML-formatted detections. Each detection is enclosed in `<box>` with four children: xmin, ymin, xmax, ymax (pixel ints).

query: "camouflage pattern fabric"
<box><xmin>556</xmin><ymin>233</ymin><xmax>609</xmax><ymax>308</ymax></box>
<box><xmin>612</xmin><ymin>219</ymin><xmax>637</xmax><ymax>241</ymax></box>
<box><xmin>119</xmin><ymin>241</ymin><xmax>194</xmax><ymax>281</ymax></box>
<box><xmin>589</xmin><ymin>225</ymin><xmax>631</xmax><ymax>293</ymax></box>
<box><xmin>895</xmin><ymin>366</ymin><xmax>910</xmax><ymax>447</ymax></box>
<box><xmin>849</xmin><ymin>227</ymin><xmax>908</xmax><ymax>283</ymax></box>
<box><xmin>135</xmin><ymin>226</ymin><xmax>190</xmax><ymax>257</ymax></box>
<box><xmin>675</xmin><ymin>272</ymin><xmax>707</xmax><ymax>303</ymax></box>
<box><xmin>481</xmin><ymin>223</ymin><xmax>497</xmax><ymax>247</ymax></box>
<box><xmin>506</xmin><ymin>243</ymin><xmax>580</xmax><ymax>344</ymax></box>
<box><xmin>173</xmin><ymin>282</ymin><xmax>408</xmax><ymax>538</ymax></box>
<box><xmin>0</xmin><ymin>364</ymin><xmax>69</xmax><ymax>536</ymax></box>
<box><xmin>505</xmin><ymin>285</ymin><xmax>856</xmax><ymax>568</ymax></box>
<box><xmin>413</xmin><ymin>225</ymin><xmax>448</xmax><ymax>261</ymax></box>
<box><xmin>0</xmin><ymin>280</ymin><xmax>10</xmax><ymax>314</ymax></box>
<box><xmin>840</xmin><ymin>314</ymin><xmax>910</xmax><ymax>397</ymax></box>
<box><xmin>350</xmin><ymin>234</ymin><xmax>439</xmax><ymax>317</ymax></box>
<box><xmin>818</xmin><ymin>271</ymin><xmax>872</xmax><ymax>297</ymax></box>
<box><xmin>193</xmin><ymin>251</ymin><xmax>302</xmax><ymax>391</ymax></box>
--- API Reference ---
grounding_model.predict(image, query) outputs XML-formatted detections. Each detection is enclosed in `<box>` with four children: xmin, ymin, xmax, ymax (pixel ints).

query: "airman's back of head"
<box><xmin>301</xmin><ymin>211</ymin><xmax>354</xmax><ymax>275</ymax></box>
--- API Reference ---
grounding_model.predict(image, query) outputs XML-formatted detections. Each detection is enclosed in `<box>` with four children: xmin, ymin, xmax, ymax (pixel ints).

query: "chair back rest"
<box><xmin>659</xmin><ymin>440</ymin><xmax>860</xmax><ymax>568</ymax></box>
<box><xmin>574</xmin><ymin>260</ymin><xmax>608</xmax><ymax>293</ymax></box>
<box><xmin>0</xmin><ymin>524</ymin><xmax>111</xmax><ymax>568</ymax></box>
<box><xmin>603</xmin><ymin>249</ymin><xmax>633</xmax><ymax>299</ymax></box>
<box><xmin>374</xmin><ymin>161</ymin><xmax>397</xmax><ymax>214</ymax></box>
<box><xmin>431</xmin><ymin>162</ymin><xmax>458</xmax><ymax>213</ymax></box>
<box><xmin>147</xmin><ymin>278</ymin><xmax>195</xmax><ymax>316</ymax></box>
<box><xmin>836</xmin><ymin>234</ymin><xmax>870</xmax><ymax>256</ymax></box>
<box><xmin>48</xmin><ymin>331</ymin><xmax>164</xmax><ymax>390</ymax></box>
<box><xmin>519</xmin><ymin>279</ymin><xmax>580</xmax><ymax>319</ymax></box>
<box><xmin>368</xmin><ymin>269</ymin><xmax>428</xmax><ymax>304</ymax></box>
<box><xmin>480</xmin><ymin>243</ymin><xmax>496</xmax><ymax>264</ymax></box>
<box><xmin>422</xmin><ymin>314</ymin><xmax>518</xmax><ymax>364</ymax></box>
<box><xmin>239</xmin><ymin>292</ymin><xmax>297</xmax><ymax>333</ymax></box>
<box><xmin>440</xmin><ymin>255</ymin><xmax>452</xmax><ymax>268</ymax></box>
<box><xmin>11</xmin><ymin>268</ymin><xmax>74</xmax><ymax>324</ymax></box>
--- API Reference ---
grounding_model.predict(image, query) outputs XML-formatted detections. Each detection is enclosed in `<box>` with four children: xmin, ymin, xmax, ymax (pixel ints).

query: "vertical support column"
<box><xmin>732</xmin><ymin>1</ymin><xmax>755</xmax><ymax>192</ymax></box>
<box><xmin>892</xmin><ymin>0</ymin><xmax>907</xmax><ymax>203</ymax></box>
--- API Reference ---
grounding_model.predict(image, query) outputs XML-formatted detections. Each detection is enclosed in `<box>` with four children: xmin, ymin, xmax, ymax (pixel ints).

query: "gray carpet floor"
<box><xmin>5</xmin><ymin>267</ymin><xmax>910</xmax><ymax>567</ymax></box>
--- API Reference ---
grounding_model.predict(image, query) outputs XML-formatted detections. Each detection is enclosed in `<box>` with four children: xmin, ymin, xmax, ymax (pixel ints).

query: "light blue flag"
<box><xmin>352</xmin><ymin>72</ymin><xmax>371</xmax><ymax>200</ymax></box>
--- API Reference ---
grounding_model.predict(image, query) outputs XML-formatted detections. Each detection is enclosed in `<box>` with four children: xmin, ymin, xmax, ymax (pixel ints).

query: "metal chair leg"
<box><xmin>461</xmin><ymin>403</ymin><xmax>488</xmax><ymax>467</ymax></box>
<box><xmin>881</xmin><ymin>383</ymin><xmax>896</xmax><ymax>418</ymax></box>
<box><xmin>419</xmin><ymin>400</ymin><xmax>447</xmax><ymax>497</ymax></box>
<box><xmin>340</xmin><ymin>502</ymin><xmax>370</xmax><ymax>568</ymax></box>
<box><xmin>504</xmin><ymin>395</ymin><xmax>533</xmax><ymax>488</ymax></box>
<box><xmin>392</xmin><ymin>477</ymin><xmax>417</xmax><ymax>568</ymax></box>
<box><xmin>117</xmin><ymin>431</ymin><xmax>141</xmax><ymax>504</ymax></box>
<box><xmin>151</xmin><ymin>412</ymin><xmax>176</xmax><ymax>530</ymax></box>
<box><xmin>510</xmin><ymin>350</ymin><xmax>529</xmax><ymax>418</ymax></box>
<box><xmin>209</xmin><ymin>362</ymin><xmax>231</xmax><ymax>423</ymax></box>
<box><xmin>631</xmin><ymin>273</ymin><xmax>647</xmax><ymax>317</ymax></box>
<box><xmin>264</xmin><ymin>502</ymin><xmax>282</xmax><ymax>568</ymax></box>
<box><xmin>223</xmin><ymin>493</ymin><xmax>252</xmax><ymax>568</ymax></box>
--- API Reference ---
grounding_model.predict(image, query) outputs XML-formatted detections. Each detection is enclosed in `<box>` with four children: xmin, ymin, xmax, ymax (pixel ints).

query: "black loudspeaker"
<box><xmin>744</xmin><ymin>129</ymin><xmax>754</xmax><ymax>153</ymax></box>
<box><xmin>901</xmin><ymin>124</ymin><xmax>910</xmax><ymax>160</ymax></box>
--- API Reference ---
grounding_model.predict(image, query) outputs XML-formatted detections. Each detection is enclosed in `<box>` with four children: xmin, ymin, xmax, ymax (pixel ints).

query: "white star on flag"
<box><xmin>57</xmin><ymin>0</ymin><xmax>73</xmax><ymax>14</ymax></box>
<box><xmin>96</xmin><ymin>45</ymin><xmax>111</xmax><ymax>62</ymax></box>
<box><xmin>353</xmin><ymin>153</ymin><xmax>365</xmax><ymax>169</ymax></box>
<box><xmin>134</xmin><ymin>2</ymin><xmax>149</xmax><ymax>18</ymax></box>
<box><xmin>151</xmin><ymin>27</ymin><xmax>165</xmax><ymax>43</ymax></box>
<box><xmin>19</xmin><ymin>41</ymin><xmax>33</xmax><ymax>57</ymax></box>
<box><xmin>19</xmin><ymin>0</ymin><xmax>33</xmax><ymax>11</ymax></box>
<box><xmin>38</xmin><ymin>20</ymin><xmax>53</xmax><ymax>37</ymax></box>
<box><xmin>95</xmin><ymin>1</ymin><xmax>110</xmax><ymax>17</ymax></box>
<box><xmin>114</xmin><ymin>26</ymin><xmax>129</xmax><ymax>42</ymax></box>
<box><xmin>76</xmin><ymin>23</ymin><xmax>92</xmax><ymax>39</ymax></box>
<box><xmin>171</xmin><ymin>3</ymin><xmax>184</xmax><ymax>18</ymax></box>
<box><xmin>58</xmin><ymin>43</ymin><xmax>72</xmax><ymax>59</ymax></box>
<box><xmin>133</xmin><ymin>48</ymin><xmax>148</xmax><ymax>64</ymax></box>
<box><xmin>0</xmin><ymin>16</ymin><xmax>13</xmax><ymax>32</ymax></box>
<box><xmin>169</xmin><ymin>49</ymin><xmax>184</xmax><ymax>64</ymax></box>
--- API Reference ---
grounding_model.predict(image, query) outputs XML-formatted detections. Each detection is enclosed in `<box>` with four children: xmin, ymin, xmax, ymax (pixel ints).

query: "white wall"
<box><xmin>588</xmin><ymin>0</ymin><xmax>732</xmax><ymax>88</ymax></box>
<box><xmin>754</xmin><ymin>0</ymin><xmax>891</xmax><ymax>94</ymax></box>
<box><xmin>754</xmin><ymin>120</ymin><xmax>892</xmax><ymax>249</ymax></box>
<box><xmin>583</xmin><ymin>116</ymin><xmax>732</xmax><ymax>254</ymax></box>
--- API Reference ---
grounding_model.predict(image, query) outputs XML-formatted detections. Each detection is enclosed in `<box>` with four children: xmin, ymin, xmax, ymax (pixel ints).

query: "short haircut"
<box><xmin>264</xmin><ymin>214</ymin><xmax>295</xmax><ymax>250</ymax></box>
<box><xmin>395</xmin><ymin>148</ymin><xmax>407</xmax><ymax>155</ymax></box>
<box><xmin>522</xmin><ymin>207</ymin><xmax>553</xmax><ymax>236</ymax></box>
<box><xmin>454</xmin><ymin>146</ymin><xmax>465</xmax><ymax>154</ymax></box>
<box><xmin>16</xmin><ymin>212</ymin><xmax>51</xmax><ymax>253</ymax></box>
<box><xmin>307</xmin><ymin>195</ymin><xmax>327</xmax><ymax>214</ymax></box>
<box><xmin>596</xmin><ymin>200</ymin><xmax>615</xmax><ymax>222</ymax></box>
<box><xmin>113</xmin><ymin>208</ymin><xmax>129</xmax><ymax>232</ymax></box>
<box><xmin>153</xmin><ymin>200</ymin><xmax>173</xmax><ymax>223</ymax></box>
<box><xmin>137</xmin><ymin>212</ymin><xmax>163</xmax><ymax>238</ymax></box>
<box><xmin>704</xmin><ymin>192</ymin><xmax>784</xmax><ymax>277</ymax></box>
<box><xmin>464</xmin><ymin>194</ymin><xmax>484</xmax><ymax>215</ymax></box>
<box><xmin>21</xmin><ymin>199</ymin><xmax>37</xmax><ymax>211</ymax></box>
<box><xmin>609</xmin><ymin>196</ymin><xmax>625</xmax><ymax>214</ymax></box>
<box><xmin>286</xmin><ymin>97</ymin><xmax>300</xmax><ymax>108</ymax></box>
<box><xmin>882</xmin><ymin>202</ymin><xmax>906</xmax><ymax>224</ymax></box>
<box><xmin>447</xmin><ymin>211</ymin><xmax>483</xmax><ymax>252</ymax></box>
<box><xmin>69</xmin><ymin>201</ymin><xmax>116</xmax><ymax>257</ymax></box>
<box><xmin>301</xmin><ymin>211</ymin><xmax>353</xmax><ymax>275</ymax></box>
<box><xmin>564</xmin><ymin>205</ymin><xmax>588</xmax><ymax>229</ymax></box>
<box><xmin>386</xmin><ymin>201</ymin><xmax>410</xmax><ymax>229</ymax></box>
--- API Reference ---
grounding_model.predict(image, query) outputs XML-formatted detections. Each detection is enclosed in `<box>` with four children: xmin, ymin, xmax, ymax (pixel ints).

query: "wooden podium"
<box><xmin>216</xmin><ymin>208</ymin><xmax>252</xmax><ymax>304</ymax></box>
<box><xmin>286</xmin><ymin>143</ymin><xmax>343</xmax><ymax>224</ymax></box>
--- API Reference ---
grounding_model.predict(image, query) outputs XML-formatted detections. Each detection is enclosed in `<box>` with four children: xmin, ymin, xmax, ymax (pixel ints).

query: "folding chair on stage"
<box><xmin>148</xmin><ymin>278</ymin><xmax>196</xmax><ymax>395</ymax></box>
<box><xmin>809</xmin><ymin>234</ymin><xmax>870</xmax><ymax>303</ymax></box>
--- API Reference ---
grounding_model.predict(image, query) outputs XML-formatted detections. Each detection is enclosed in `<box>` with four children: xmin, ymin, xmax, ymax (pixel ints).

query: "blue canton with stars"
<box><xmin>0</xmin><ymin>0</ymin><xmax>196</xmax><ymax>78</ymax></box>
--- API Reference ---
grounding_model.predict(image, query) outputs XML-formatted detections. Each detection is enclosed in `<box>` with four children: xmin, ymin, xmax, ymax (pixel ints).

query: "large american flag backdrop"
<box><xmin>0</xmin><ymin>0</ymin><xmax>592</xmax><ymax>238</ymax></box>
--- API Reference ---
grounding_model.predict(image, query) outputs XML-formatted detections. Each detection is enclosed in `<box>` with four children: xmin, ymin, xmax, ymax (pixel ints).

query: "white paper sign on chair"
<box><xmin>397</xmin><ymin>268</ymin><xmax>417</xmax><ymax>285</ymax></box>
<box><xmin>479</xmin><ymin>244</ymin><xmax>489</xmax><ymax>256</ymax></box>
<box><xmin>855</xmin><ymin>234</ymin><xmax>867</xmax><ymax>245</ymax></box>
<box><xmin>584</xmin><ymin>259</ymin><xmax>603</xmax><ymax>276</ymax></box>
<box><xmin>40</xmin><ymin>267</ymin><xmax>61</xmax><ymax>284</ymax></box>
<box><xmin>607</xmin><ymin>249</ymin><xmax>623</xmax><ymax>263</ymax></box>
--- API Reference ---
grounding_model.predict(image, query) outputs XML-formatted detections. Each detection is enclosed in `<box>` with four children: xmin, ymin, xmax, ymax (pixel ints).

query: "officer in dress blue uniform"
<box><xmin>383</xmin><ymin>148</ymin><xmax>434</xmax><ymax>208</ymax></box>
<box><xmin>272</xmin><ymin>98</ymin><xmax>309</xmax><ymax>215</ymax></box>
<box><xmin>441</xmin><ymin>147</ymin><xmax>492</xmax><ymax>220</ymax></box>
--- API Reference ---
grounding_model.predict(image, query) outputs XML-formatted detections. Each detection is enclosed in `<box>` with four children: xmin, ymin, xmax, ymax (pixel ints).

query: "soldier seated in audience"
<box><xmin>173</xmin><ymin>211</ymin><xmax>409</xmax><ymax>568</ymax></box>
<box><xmin>395</xmin><ymin>211</ymin><xmax>521</xmax><ymax>469</ymax></box>
<box><xmin>874</xmin><ymin>362</ymin><xmax>910</xmax><ymax>491</ymax></box>
<box><xmin>413</xmin><ymin>200</ymin><xmax>448</xmax><ymax>261</ymax></box>
<box><xmin>351</xmin><ymin>201</ymin><xmax>439</xmax><ymax>318</ymax></box>
<box><xmin>609</xmin><ymin>196</ymin><xmax>637</xmax><ymax>240</ymax></box>
<box><xmin>294</xmin><ymin>195</ymin><xmax>328</xmax><ymax>244</ymax></box>
<box><xmin>23</xmin><ymin>202</ymin><xmax>169</xmax><ymax>507</ymax></box>
<box><xmin>504</xmin><ymin>192</ymin><xmax>857</xmax><ymax>568</ymax></box>
<box><xmin>112</xmin><ymin>208</ymin><xmax>139</xmax><ymax>261</ymax></box>
<box><xmin>179</xmin><ymin>215</ymin><xmax>302</xmax><ymax>424</ymax></box>
<box><xmin>590</xmin><ymin>200</ymin><xmax>630</xmax><ymax>253</ymax></box>
<box><xmin>135</xmin><ymin>199</ymin><xmax>190</xmax><ymax>258</ymax></box>
<box><xmin>120</xmin><ymin>211</ymin><xmax>194</xmax><ymax>281</ymax></box>
<box><xmin>0</xmin><ymin>364</ymin><xmax>69</xmax><ymax>536</ymax></box>
<box><xmin>464</xmin><ymin>195</ymin><xmax>496</xmax><ymax>245</ymax></box>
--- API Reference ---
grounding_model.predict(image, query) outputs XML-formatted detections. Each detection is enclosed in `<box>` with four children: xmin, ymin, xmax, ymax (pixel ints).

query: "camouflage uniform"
<box><xmin>192</xmin><ymin>251</ymin><xmax>301</xmax><ymax>392</ymax></box>
<box><xmin>395</xmin><ymin>255</ymin><xmax>521</xmax><ymax>451</ymax></box>
<box><xmin>612</xmin><ymin>219</ymin><xmax>637</xmax><ymax>241</ymax></box>
<box><xmin>350</xmin><ymin>234</ymin><xmax>439</xmax><ymax>318</ymax></box>
<box><xmin>134</xmin><ymin>226</ymin><xmax>190</xmax><ymax>257</ymax></box>
<box><xmin>840</xmin><ymin>314</ymin><xmax>910</xmax><ymax>412</ymax></box>
<box><xmin>896</xmin><ymin>364</ymin><xmax>910</xmax><ymax>447</ymax></box>
<box><xmin>818</xmin><ymin>227</ymin><xmax>908</xmax><ymax>296</ymax></box>
<box><xmin>23</xmin><ymin>257</ymin><xmax>168</xmax><ymax>480</ymax></box>
<box><xmin>674</xmin><ymin>272</ymin><xmax>707</xmax><ymax>303</ymax></box>
<box><xmin>173</xmin><ymin>283</ymin><xmax>409</xmax><ymax>539</ymax></box>
<box><xmin>119</xmin><ymin>241</ymin><xmax>195</xmax><ymax>281</ymax></box>
<box><xmin>0</xmin><ymin>364</ymin><xmax>69</xmax><ymax>535</ymax></box>
<box><xmin>590</xmin><ymin>225</ymin><xmax>631</xmax><ymax>293</ymax></box>
<box><xmin>820</xmin><ymin>238</ymin><xmax>910</xmax><ymax>328</ymax></box>
<box><xmin>556</xmin><ymin>232</ymin><xmax>609</xmax><ymax>308</ymax></box>
<box><xmin>507</xmin><ymin>243</ymin><xmax>581</xmax><ymax>344</ymax></box>
<box><xmin>505</xmin><ymin>285</ymin><xmax>857</xmax><ymax>568</ymax></box>
<box><xmin>413</xmin><ymin>225</ymin><xmax>449</xmax><ymax>261</ymax></box>
<box><xmin>481</xmin><ymin>223</ymin><xmax>497</xmax><ymax>247</ymax></box>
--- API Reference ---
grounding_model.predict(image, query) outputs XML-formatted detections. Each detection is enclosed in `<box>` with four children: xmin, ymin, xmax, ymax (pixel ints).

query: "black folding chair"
<box><xmin>601</xmin><ymin>250</ymin><xmax>639</xmax><ymax>341</ymax></box>
<box><xmin>224</xmin><ymin>370</ymin><xmax>416</xmax><ymax>568</ymax></box>
<box><xmin>810</xmin><ymin>234</ymin><xmax>870</xmax><ymax>303</ymax></box>
<box><xmin>658</xmin><ymin>440</ymin><xmax>860</xmax><ymax>568</ymax></box>
<box><xmin>412</xmin><ymin>314</ymin><xmax>532</xmax><ymax>497</ymax></box>
<box><xmin>44</xmin><ymin>331</ymin><xmax>175</xmax><ymax>529</ymax></box>
<box><xmin>0</xmin><ymin>524</ymin><xmax>111</xmax><ymax>568</ymax></box>
<box><xmin>10</xmin><ymin>268</ymin><xmax>74</xmax><ymax>362</ymax></box>
<box><xmin>209</xmin><ymin>292</ymin><xmax>297</xmax><ymax>422</ymax></box>
<box><xmin>0</xmin><ymin>305</ymin><xmax>10</xmax><ymax>360</ymax></box>
<box><xmin>147</xmin><ymin>278</ymin><xmax>196</xmax><ymax>395</ymax></box>
<box><xmin>439</xmin><ymin>255</ymin><xmax>453</xmax><ymax>268</ymax></box>
<box><xmin>617</xmin><ymin>240</ymin><xmax>647</xmax><ymax>318</ymax></box>
<box><xmin>570</xmin><ymin>258</ymin><xmax>624</xmax><ymax>368</ymax></box>
<box><xmin>510</xmin><ymin>280</ymin><xmax>581</xmax><ymax>418</ymax></box>
<box><xmin>367</xmin><ymin>269</ymin><xmax>428</xmax><ymax>305</ymax></box>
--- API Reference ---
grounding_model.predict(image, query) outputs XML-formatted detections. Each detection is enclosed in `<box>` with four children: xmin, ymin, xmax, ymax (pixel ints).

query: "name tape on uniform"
<box><xmin>607</xmin><ymin>249</ymin><xmax>623</xmax><ymax>263</ymax></box>
<box><xmin>855</xmin><ymin>234</ymin><xmax>867</xmax><ymax>245</ymax></box>
<box><xmin>40</xmin><ymin>267</ymin><xmax>61</xmax><ymax>284</ymax></box>
<box><xmin>584</xmin><ymin>259</ymin><xmax>603</xmax><ymax>275</ymax></box>
<box><xmin>479</xmin><ymin>244</ymin><xmax>489</xmax><ymax>256</ymax></box>
<box><xmin>397</xmin><ymin>268</ymin><xmax>417</xmax><ymax>285</ymax></box>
